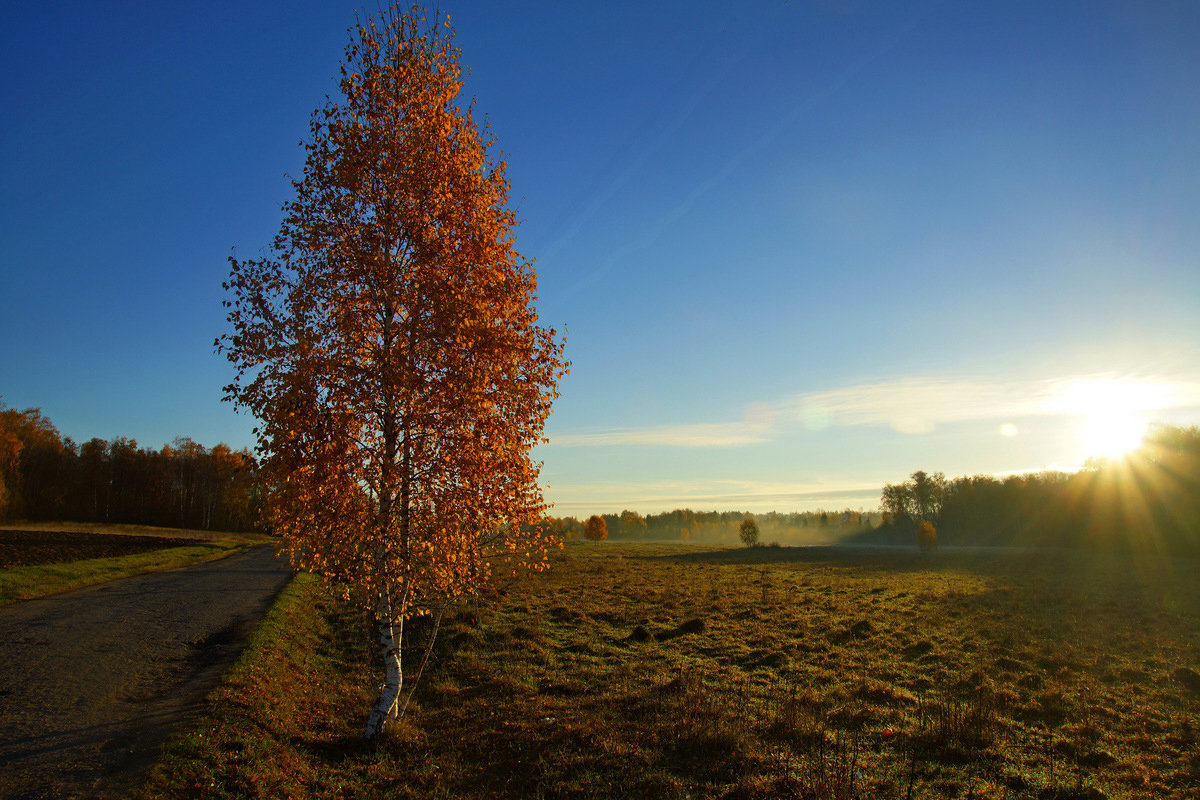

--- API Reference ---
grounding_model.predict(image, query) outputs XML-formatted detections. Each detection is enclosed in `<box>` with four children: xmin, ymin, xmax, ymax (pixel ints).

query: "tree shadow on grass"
<box><xmin>290</xmin><ymin>732</ymin><xmax>376</xmax><ymax>764</ymax></box>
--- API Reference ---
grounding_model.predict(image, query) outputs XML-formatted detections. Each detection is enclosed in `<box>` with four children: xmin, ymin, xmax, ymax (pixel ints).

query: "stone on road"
<box><xmin>0</xmin><ymin>545</ymin><xmax>292</xmax><ymax>800</ymax></box>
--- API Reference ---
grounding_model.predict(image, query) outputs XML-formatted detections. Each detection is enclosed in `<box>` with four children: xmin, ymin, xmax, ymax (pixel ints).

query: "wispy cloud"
<box><xmin>547</xmin><ymin>372</ymin><xmax>1200</xmax><ymax>448</ymax></box>
<box><xmin>548</xmin><ymin>421</ymin><xmax>769</xmax><ymax>448</ymax></box>
<box><xmin>785</xmin><ymin>374</ymin><xmax>1200</xmax><ymax>434</ymax></box>
<box><xmin>782</xmin><ymin>376</ymin><xmax>1033</xmax><ymax>434</ymax></box>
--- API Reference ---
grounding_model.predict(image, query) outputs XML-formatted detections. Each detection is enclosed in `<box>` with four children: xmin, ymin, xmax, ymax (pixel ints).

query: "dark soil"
<box><xmin>0</xmin><ymin>530</ymin><xmax>184</xmax><ymax>568</ymax></box>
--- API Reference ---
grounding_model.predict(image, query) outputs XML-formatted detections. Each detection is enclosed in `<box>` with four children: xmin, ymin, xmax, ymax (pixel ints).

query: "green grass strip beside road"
<box><xmin>135</xmin><ymin>572</ymin><xmax>383</xmax><ymax>800</ymax></box>
<box><xmin>0</xmin><ymin>541</ymin><xmax>251</xmax><ymax>606</ymax></box>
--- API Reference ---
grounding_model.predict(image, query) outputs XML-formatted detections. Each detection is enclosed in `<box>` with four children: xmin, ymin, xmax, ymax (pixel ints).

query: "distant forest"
<box><xmin>0</xmin><ymin>402</ymin><xmax>260</xmax><ymax>531</ymax></box>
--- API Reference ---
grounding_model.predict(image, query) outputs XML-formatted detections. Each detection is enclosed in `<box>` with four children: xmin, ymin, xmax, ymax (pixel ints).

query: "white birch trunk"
<box><xmin>364</xmin><ymin>578</ymin><xmax>407</xmax><ymax>739</ymax></box>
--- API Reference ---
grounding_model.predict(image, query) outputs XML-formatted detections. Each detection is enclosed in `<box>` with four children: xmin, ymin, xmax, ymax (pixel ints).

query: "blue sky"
<box><xmin>2</xmin><ymin>1</ymin><xmax>1198</xmax><ymax>516</ymax></box>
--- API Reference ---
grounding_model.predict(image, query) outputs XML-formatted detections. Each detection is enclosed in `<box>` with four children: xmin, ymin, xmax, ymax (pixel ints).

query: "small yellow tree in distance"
<box><xmin>584</xmin><ymin>514</ymin><xmax>608</xmax><ymax>541</ymax></box>
<box><xmin>917</xmin><ymin>519</ymin><xmax>938</xmax><ymax>552</ymax></box>
<box><xmin>739</xmin><ymin>515</ymin><xmax>759</xmax><ymax>547</ymax></box>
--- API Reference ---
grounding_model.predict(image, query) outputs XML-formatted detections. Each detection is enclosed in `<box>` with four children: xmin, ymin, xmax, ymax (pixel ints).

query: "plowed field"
<box><xmin>0</xmin><ymin>529</ymin><xmax>185</xmax><ymax>568</ymax></box>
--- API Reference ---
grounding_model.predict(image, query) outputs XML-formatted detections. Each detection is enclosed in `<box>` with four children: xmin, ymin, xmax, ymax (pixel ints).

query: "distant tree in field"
<box><xmin>584</xmin><ymin>514</ymin><xmax>608</xmax><ymax>541</ymax></box>
<box><xmin>739</xmin><ymin>515</ymin><xmax>759</xmax><ymax>547</ymax></box>
<box><xmin>218</xmin><ymin>5</ymin><xmax>566</xmax><ymax>740</ymax></box>
<box><xmin>916</xmin><ymin>520</ymin><xmax>937</xmax><ymax>552</ymax></box>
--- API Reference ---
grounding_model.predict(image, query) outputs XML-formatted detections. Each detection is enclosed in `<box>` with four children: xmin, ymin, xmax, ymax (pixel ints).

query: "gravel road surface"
<box><xmin>0</xmin><ymin>545</ymin><xmax>292</xmax><ymax>800</ymax></box>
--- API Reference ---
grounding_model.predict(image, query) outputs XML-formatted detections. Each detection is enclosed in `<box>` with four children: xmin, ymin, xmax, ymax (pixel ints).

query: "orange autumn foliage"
<box><xmin>219</xmin><ymin>5</ymin><xmax>566</xmax><ymax>734</ymax></box>
<box><xmin>917</xmin><ymin>519</ymin><xmax>937</xmax><ymax>552</ymax></box>
<box><xmin>584</xmin><ymin>514</ymin><xmax>608</xmax><ymax>541</ymax></box>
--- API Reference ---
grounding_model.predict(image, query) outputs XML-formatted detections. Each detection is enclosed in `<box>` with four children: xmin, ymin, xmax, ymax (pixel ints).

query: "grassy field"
<box><xmin>0</xmin><ymin>522</ymin><xmax>272</xmax><ymax>605</ymax></box>
<box><xmin>137</xmin><ymin>542</ymin><xmax>1200</xmax><ymax>799</ymax></box>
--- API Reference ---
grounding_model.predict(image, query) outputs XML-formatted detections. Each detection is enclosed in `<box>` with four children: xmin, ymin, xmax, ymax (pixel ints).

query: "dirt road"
<box><xmin>0</xmin><ymin>545</ymin><xmax>292</xmax><ymax>800</ymax></box>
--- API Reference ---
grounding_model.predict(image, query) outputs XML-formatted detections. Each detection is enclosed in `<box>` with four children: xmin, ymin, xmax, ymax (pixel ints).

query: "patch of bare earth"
<box><xmin>0</xmin><ymin>530</ymin><xmax>185</xmax><ymax>568</ymax></box>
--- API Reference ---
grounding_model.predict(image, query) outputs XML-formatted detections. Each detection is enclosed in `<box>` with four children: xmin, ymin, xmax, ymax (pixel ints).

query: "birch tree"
<box><xmin>739</xmin><ymin>515</ymin><xmax>759</xmax><ymax>547</ymax></box>
<box><xmin>219</xmin><ymin>5</ymin><xmax>566</xmax><ymax>740</ymax></box>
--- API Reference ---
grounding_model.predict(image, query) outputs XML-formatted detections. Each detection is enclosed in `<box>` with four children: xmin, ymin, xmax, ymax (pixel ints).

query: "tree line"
<box><xmin>0</xmin><ymin>401</ymin><xmax>261</xmax><ymax>531</ymax></box>
<box><xmin>6</xmin><ymin>395</ymin><xmax>1195</xmax><ymax>555</ymax></box>
<box><xmin>874</xmin><ymin>424</ymin><xmax>1200</xmax><ymax>553</ymax></box>
<box><xmin>545</xmin><ymin>507</ymin><xmax>880</xmax><ymax>543</ymax></box>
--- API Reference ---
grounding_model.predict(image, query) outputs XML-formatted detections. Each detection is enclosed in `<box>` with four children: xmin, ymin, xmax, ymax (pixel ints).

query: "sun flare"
<box><xmin>1053</xmin><ymin>377</ymin><xmax>1161</xmax><ymax>460</ymax></box>
<box><xmin>1079</xmin><ymin>411</ymin><xmax>1146</xmax><ymax>459</ymax></box>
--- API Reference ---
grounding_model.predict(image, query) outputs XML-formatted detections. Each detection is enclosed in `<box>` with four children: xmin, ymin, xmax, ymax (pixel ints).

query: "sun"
<box><xmin>1079</xmin><ymin>410</ymin><xmax>1145</xmax><ymax>459</ymax></box>
<box><xmin>1054</xmin><ymin>377</ymin><xmax>1160</xmax><ymax>461</ymax></box>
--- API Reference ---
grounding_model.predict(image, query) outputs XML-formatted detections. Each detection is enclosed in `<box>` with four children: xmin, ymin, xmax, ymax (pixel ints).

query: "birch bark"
<box><xmin>364</xmin><ymin>578</ymin><xmax>408</xmax><ymax>739</ymax></box>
